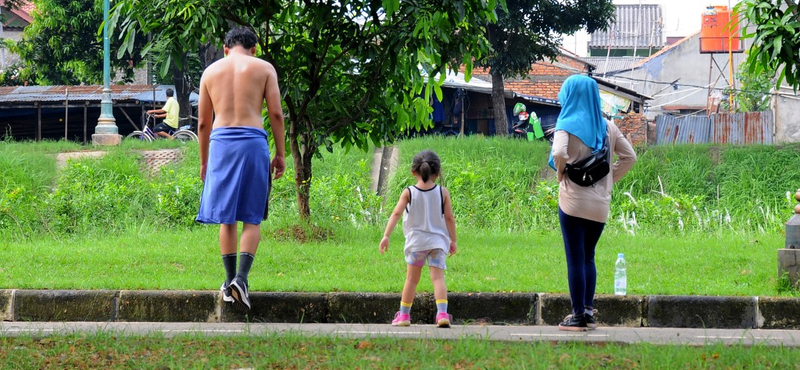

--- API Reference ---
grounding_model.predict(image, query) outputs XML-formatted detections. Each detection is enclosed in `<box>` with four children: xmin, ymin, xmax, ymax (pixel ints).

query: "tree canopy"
<box><xmin>12</xmin><ymin>0</ymin><xmax>145</xmax><ymax>85</ymax></box>
<box><xmin>736</xmin><ymin>0</ymin><xmax>800</xmax><ymax>90</ymax></box>
<box><xmin>477</xmin><ymin>0</ymin><xmax>614</xmax><ymax>135</ymax></box>
<box><xmin>113</xmin><ymin>0</ymin><xmax>499</xmax><ymax>219</ymax></box>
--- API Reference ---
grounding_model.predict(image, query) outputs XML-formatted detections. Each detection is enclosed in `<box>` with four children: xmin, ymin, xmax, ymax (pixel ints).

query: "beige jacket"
<box><xmin>552</xmin><ymin>121</ymin><xmax>637</xmax><ymax>223</ymax></box>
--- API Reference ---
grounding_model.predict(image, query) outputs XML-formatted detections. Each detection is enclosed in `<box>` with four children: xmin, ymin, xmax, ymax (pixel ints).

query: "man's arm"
<box><xmin>264</xmin><ymin>62</ymin><xmax>286</xmax><ymax>180</ymax></box>
<box><xmin>197</xmin><ymin>74</ymin><xmax>214</xmax><ymax>181</ymax></box>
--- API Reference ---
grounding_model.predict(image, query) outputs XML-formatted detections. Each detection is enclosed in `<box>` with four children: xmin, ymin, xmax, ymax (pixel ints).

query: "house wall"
<box><xmin>614</xmin><ymin>112</ymin><xmax>650</xmax><ymax>146</ymax></box>
<box><xmin>605</xmin><ymin>34</ymin><xmax>747</xmax><ymax>119</ymax></box>
<box><xmin>0</xmin><ymin>29</ymin><xmax>24</xmax><ymax>68</ymax></box>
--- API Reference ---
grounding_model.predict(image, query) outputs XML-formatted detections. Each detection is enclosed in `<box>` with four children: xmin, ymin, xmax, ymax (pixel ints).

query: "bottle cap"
<box><xmin>618</xmin><ymin>253</ymin><xmax>624</xmax><ymax>258</ymax></box>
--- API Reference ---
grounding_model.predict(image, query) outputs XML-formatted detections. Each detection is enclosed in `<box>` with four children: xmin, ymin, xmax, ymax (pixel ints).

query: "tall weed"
<box><xmin>2</xmin><ymin>139</ymin><xmax>799</xmax><ymax>238</ymax></box>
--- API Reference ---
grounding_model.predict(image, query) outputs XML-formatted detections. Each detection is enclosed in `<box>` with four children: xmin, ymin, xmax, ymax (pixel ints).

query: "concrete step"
<box><xmin>3</xmin><ymin>290</ymin><xmax>799</xmax><ymax>329</ymax></box>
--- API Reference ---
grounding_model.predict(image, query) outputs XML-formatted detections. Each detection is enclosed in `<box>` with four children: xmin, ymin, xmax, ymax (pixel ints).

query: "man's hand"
<box><xmin>200</xmin><ymin>163</ymin><xmax>207</xmax><ymax>182</ymax></box>
<box><xmin>449</xmin><ymin>240</ymin><xmax>457</xmax><ymax>256</ymax></box>
<box><xmin>271</xmin><ymin>155</ymin><xmax>286</xmax><ymax>180</ymax></box>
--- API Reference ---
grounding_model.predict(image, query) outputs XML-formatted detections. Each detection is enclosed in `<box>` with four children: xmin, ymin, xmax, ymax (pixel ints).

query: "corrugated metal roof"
<box><xmin>0</xmin><ymin>85</ymin><xmax>167</xmax><ymax>103</ymax></box>
<box><xmin>589</xmin><ymin>4</ymin><xmax>664</xmax><ymax>49</ymax></box>
<box><xmin>583</xmin><ymin>56</ymin><xmax>646</xmax><ymax>74</ymax></box>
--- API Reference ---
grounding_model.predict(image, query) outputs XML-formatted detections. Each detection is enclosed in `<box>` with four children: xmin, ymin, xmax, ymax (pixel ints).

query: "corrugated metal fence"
<box><xmin>655</xmin><ymin>111</ymin><xmax>774</xmax><ymax>145</ymax></box>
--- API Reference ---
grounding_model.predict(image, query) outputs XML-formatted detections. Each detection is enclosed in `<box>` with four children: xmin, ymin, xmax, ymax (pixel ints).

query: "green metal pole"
<box><xmin>92</xmin><ymin>0</ymin><xmax>119</xmax><ymax>145</ymax></box>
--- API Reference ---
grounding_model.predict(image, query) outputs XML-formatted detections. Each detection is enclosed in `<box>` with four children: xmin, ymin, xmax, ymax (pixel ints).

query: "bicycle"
<box><xmin>126</xmin><ymin>112</ymin><xmax>198</xmax><ymax>143</ymax></box>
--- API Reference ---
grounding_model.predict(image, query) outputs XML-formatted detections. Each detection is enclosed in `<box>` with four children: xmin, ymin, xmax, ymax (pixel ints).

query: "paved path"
<box><xmin>2</xmin><ymin>322</ymin><xmax>800</xmax><ymax>347</ymax></box>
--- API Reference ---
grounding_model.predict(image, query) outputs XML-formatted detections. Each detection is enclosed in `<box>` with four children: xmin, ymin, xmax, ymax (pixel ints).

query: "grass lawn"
<box><xmin>2</xmin><ymin>332</ymin><xmax>798</xmax><ymax>369</ymax></box>
<box><xmin>1</xmin><ymin>225</ymin><xmax>787</xmax><ymax>297</ymax></box>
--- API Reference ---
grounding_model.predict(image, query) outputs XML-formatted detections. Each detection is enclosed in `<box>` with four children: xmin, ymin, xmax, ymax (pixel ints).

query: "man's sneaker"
<box><xmin>558</xmin><ymin>313</ymin><xmax>588</xmax><ymax>332</ymax></box>
<box><xmin>435</xmin><ymin>312</ymin><xmax>452</xmax><ymax>328</ymax></box>
<box><xmin>583</xmin><ymin>308</ymin><xmax>597</xmax><ymax>330</ymax></box>
<box><xmin>585</xmin><ymin>310</ymin><xmax>598</xmax><ymax>330</ymax></box>
<box><xmin>220</xmin><ymin>282</ymin><xmax>233</xmax><ymax>303</ymax></box>
<box><xmin>391</xmin><ymin>311</ymin><xmax>411</xmax><ymax>326</ymax></box>
<box><xmin>229</xmin><ymin>277</ymin><xmax>251</xmax><ymax>312</ymax></box>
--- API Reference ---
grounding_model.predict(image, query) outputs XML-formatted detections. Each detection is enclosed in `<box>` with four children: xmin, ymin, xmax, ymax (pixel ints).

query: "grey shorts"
<box><xmin>405</xmin><ymin>249</ymin><xmax>447</xmax><ymax>270</ymax></box>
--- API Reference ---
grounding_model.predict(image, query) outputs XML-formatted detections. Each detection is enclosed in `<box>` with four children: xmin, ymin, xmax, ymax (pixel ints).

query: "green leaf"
<box><xmin>382</xmin><ymin>0</ymin><xmax>399</xmax><ymax>16</ymax></box>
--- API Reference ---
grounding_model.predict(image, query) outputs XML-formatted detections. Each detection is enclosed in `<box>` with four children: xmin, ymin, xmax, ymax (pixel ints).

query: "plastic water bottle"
<box><xmin>614</xmin><ymin>253</ymin><xmax>627</xmax><ymax>295</ymax></box>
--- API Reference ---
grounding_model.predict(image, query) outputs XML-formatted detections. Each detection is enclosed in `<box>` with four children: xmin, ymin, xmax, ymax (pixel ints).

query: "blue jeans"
<box><xmin>559</xmin><ymin>207</ymin><xmax>605</xmax><ymax>316</ymax></box>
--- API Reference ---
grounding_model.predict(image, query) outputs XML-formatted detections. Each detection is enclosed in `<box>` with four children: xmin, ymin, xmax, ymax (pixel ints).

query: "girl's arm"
<box><xmin>379</xmin><ymin>188</ymin><xmax>410</xmax><ymax>254</ymax></box>
<box><xmin>442</xmin><ymin>187</ymin><xmax>457</xmax><ymax>255</ymax></box>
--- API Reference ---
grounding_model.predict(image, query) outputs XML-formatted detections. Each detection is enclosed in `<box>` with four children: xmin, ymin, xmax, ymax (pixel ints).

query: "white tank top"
<box><xmin>403</xmin><ymin>185</ymin><xmax>450</xmax><ymax>253</ymax></box>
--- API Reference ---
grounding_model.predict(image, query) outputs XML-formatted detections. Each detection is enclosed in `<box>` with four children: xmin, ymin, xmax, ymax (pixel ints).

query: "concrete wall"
<box><xmin>773</xmin><ymin>90</ymin><xmax>800</xmax><ymax>144</ymax></box>
<box><xmin>604</xmin><ymin>34</ymin><xmax>748</xmax><ymax>119</ymax></box>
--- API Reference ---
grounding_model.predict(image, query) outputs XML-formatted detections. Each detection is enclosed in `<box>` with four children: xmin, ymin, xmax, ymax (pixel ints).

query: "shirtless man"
<box><xmin>196</xmin><ymin>26</ymin><xmax>286</xmax><ymax>312</ymax></box>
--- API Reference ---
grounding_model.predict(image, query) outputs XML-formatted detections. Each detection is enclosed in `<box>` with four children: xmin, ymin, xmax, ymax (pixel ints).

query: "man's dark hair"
<box><xmin>166</xmin><ymin>88</ymin><xmax>174</xmax><ymax>97</ymax></box>
<box><xmin>224</xmin><ymin>26</ymin><xmax>258</xmax><ymax>49</ymax></box>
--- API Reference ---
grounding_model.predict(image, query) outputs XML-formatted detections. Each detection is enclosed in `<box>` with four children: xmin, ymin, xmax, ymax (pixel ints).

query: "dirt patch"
<box><xmin>54</xmin><ymin>149</ymin><xmax>183</xmax><ymax>173</ymax></box>
<box><xmin>537</xmin><ymin>165</ymin><xmax>556</xmax><ymax>181</ymax></box>
<box><xmin>55</xmin><ymin>151</ymin><xmax>107</xmax><ymax>169</ymax></box>
<box><xmin>709</xmin><ymin>146</ymin><xmax>721</xmax><ymax>165</ymax></box>
<box><xmin>269</xmin><ymin>223</ymin><xmax>334</xmax><ymax>243</ymax></box>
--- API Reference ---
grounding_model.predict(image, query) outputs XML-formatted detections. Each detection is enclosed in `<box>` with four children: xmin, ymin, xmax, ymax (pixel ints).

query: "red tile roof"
<box><xmin>1</xmin><ymin>0</ymin><xmax>34</xmax><ymax>23</ymax></box>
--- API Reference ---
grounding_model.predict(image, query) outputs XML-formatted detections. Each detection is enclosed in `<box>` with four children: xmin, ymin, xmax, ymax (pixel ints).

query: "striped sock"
<box><xmin>400</xmin><ymin>301</ymin><xmax>412</xmax><ymax>315</ymax></box>
<box><xmin>436</xmin><ymin>299</ymin><xmax>448</xmax><ymax>314</ymax></box>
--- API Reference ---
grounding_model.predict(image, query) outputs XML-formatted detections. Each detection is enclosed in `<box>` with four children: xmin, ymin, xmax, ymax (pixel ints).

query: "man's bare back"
<box><xmin>199</xmin><ymin>53</ymin><xmax>281</xmax><ymax>129</ymax></box>
<box><xmin>197</xmin><ymin>38</ymin><xmax>286</xmax><ymax>182</ymax></box>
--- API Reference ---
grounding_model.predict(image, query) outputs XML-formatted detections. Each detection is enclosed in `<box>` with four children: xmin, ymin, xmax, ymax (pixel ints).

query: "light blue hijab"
<box><xmin>548</xmin><ymin>75</ymin><xmax>607</xmax><ymax>170</ymax></box>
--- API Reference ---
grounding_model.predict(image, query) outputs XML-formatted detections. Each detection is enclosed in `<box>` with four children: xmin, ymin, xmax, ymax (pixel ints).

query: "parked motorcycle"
<box><xmin>511</xmin><ymin>103</ymin><xmax>553</xmax><ymax>142</ymax></box>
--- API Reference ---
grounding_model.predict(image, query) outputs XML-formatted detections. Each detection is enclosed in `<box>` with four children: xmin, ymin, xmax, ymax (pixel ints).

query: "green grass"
<box><xmin>0</xmin><ymin>225</ymin><xmax>786</xmax><ymax>296</ymax></box>
<box><xmin>1</xmin><ymin>137</ymin><xmax>799</xmax><ymax>296</ymax></box>
<box><xmin>2</xmin><ymin>332</ymin><xmax>798</xmax><ymax>369</ymax></box>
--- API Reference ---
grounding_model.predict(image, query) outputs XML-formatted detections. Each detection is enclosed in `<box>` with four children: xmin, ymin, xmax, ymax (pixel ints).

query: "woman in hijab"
<box><xmin>550</xmin><ymin>75</ymin><xmax>637</xmax><ymax>331</ymax></box>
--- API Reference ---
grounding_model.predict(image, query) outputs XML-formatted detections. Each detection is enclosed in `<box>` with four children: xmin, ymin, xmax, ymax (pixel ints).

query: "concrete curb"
<box><xmin>3</xmin><ymin>290</ymin><xmax>799</xmax><ymax>329</ymax></box>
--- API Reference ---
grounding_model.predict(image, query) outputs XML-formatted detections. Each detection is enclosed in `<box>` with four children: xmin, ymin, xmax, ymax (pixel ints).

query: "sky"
<box><xmin>561</xmin><ymin>0</ymin><xmax>743</xmax><ymax>56</ymax></box>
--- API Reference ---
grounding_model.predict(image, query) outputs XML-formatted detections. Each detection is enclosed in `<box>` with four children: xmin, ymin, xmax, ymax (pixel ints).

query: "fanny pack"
<box><xmin>565</xmin><ymin>136</ymin><xmax>609</xmax><ymax>186</ymax></box>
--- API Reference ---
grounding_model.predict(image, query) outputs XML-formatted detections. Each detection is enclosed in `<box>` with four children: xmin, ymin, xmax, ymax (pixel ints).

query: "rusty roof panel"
<box><xmin>711</xmin><ymin>111</ymin><xmax>774</xmax><ymax>145</ymax></box>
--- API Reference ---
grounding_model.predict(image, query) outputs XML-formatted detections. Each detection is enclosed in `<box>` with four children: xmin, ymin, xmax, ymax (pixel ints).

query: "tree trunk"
<box><xmin>491</xmin><ymin>71</ymin><xmax>508</xmax><ymax>136</ymax></box>
<box><xmin>289</xmin><ymin>122</ymin><xmax>315</xmax><ymax>220</ymax></box>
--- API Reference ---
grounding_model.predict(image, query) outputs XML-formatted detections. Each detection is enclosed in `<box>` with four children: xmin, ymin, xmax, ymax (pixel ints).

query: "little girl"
<box><xmin>380</xmin><ymin>150</ymin><xmax>458</xmax><ymax>328</ymax></box>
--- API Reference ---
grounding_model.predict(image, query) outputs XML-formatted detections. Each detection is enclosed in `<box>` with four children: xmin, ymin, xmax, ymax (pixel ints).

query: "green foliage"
<box><xmin>112</xmin><ymin>0</ymin><xmax>500</xmax><ymax>219</ymax></box>
<box><xmin>776</xmin><ymin>272</ymin><xmax>798</xmax><ymax>294</ymax></box>
<box><xmin>50</xmin><ymin>151</ymin><xmax>149</xmax><ymax>234</ymax></box>
<box><xmin>721</xmin><ymin>60</ymin><xmax>774</xmax><ymax>112</ymax></box>
<box><xmin>478</xmin><ymin>0</ymin><xmax>614</xmax><ymax>77</ymax></box>
<box><xmin>13</xmin><ymin>0</ymin><xmax>146</xmax><ymax>85</ymax></box>
<box><xmin>0</xmin><ymin>144</ymin><xmax>203</xmax><ymax>239</ymax></box>
<box><xmin>388</xmin><ymin>136</ymin><xmax>559</xmax><ymax>231</ymax></box>
<box><xmin>736</xmin><ymin>0</ymin><xmax>800</xmax><ymax>89</ymax></box>
<box><xmin>268</xmin><ymin>147</ymin><xmax>384</xmax><ymax>227</ymax></box>
<box><xmin>3</xmin><ymin>139</ymin><xmax>800</xmax><ymax>239</ymax></box>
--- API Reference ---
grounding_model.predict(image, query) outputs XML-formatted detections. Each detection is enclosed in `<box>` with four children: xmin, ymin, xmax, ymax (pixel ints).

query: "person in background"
<box><xmin>550</xmin><ymin>74</ymin><xmax>637</xmax><ymax>331</ymax></box>
<box><xmin>146</xmin><ymin>88</ymin><xmax>180</xmax><ymax>139</ymax></box>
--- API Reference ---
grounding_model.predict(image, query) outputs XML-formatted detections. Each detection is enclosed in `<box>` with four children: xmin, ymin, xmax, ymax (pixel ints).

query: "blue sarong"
<box><xmin>196</xmin><ymin>126</ymin><xmax>271</xmax><ymax>225</ymax></box>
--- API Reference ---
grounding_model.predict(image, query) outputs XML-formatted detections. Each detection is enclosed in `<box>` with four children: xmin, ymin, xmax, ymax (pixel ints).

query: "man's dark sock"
<box><xmin>237</xmin><ymin>252</ymin><xmax>255</xmax><ymax>283</ymax></box>
<box><xmin>222</xmin><ymin>253</ymin><xmax>237</xmax><ymax>285</ymax></box>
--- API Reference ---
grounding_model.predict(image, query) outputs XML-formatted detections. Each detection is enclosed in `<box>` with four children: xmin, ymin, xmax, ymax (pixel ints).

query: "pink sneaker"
<box><xmin>436</xmin><ymin>312</ymin><xmax>452</xmax><ymax>328</ymax></box>
<box><xmin>391</xmin><ymin>311</ymin><xmax>411</xmax><ymax>326</ymax></box>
